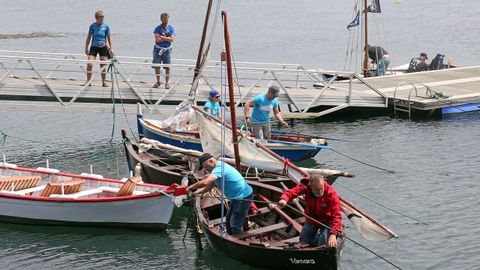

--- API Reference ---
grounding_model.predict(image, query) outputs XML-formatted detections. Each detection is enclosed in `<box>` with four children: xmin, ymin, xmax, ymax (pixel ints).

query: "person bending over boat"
<box><xmin>278</xmin><ymin>174</ymin><xmax>342</xmax><ymax>248</ymax></box>
<box><xmin>367</xmin><ymin>44</ymin><xmax>390</xmax><ymax>76</ymax></box>
<box><xmin>187</xmin><ymin>153</ymin><xmax>253</xmax><ymax>235</ymax></box>
<box><xmin>244</xmin><ymin>85</ymin><xmax>288</xmax><ymax>139</ymax></box>
<box><xmin>407</xmin><ymin>53</ymin><xmax>428</xmax><ymax>73</ymax></box>
<box><xmin>204</xmin><ymin>89</ymin><xmax>222</xmax><ymax>120</ymax></box>
<box><xmin>152</xmin><ymin>12</ymin><xmax>176</xmax><ymax>89</ymax></box>
<box><xmin>84</xmin><ymin>10</ymin><xmax>113</xmax><ymax>87</ymax></box>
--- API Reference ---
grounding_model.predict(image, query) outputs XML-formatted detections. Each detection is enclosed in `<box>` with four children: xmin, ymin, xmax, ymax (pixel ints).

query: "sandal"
<box><xmin>153</xmin><ymin>82</ymin><xmax>161</xmax><ymax>88</ymax></box>
<box><xmin>165</xmin><ymin>83</ymin><xmax>170</xmax><ymax>89</ymax></box>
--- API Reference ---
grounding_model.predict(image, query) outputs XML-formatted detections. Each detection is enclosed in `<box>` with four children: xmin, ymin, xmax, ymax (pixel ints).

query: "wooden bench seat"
<box><xmin>209</xmin><ymin>206</ymin><xmax>272</xmax><ymax>227</ymax></box>
<box><xmin>237</xmin><ymin>222</ymin><xmax>289</xmax><ymax>240</ymax></box>
<box><xmin>0</xmin><ymin>175</ymin><xmax>41</xmax><ymax>191</ymax></box>
<box><xmin>40</xmin><ymin>180</ymin><xmax>85</xmax><ymax>197</ymax></box>
<box><xmin>0</xmin><ymin>185</ymin><xmax>47</xmax><ymax>196</ymax></box>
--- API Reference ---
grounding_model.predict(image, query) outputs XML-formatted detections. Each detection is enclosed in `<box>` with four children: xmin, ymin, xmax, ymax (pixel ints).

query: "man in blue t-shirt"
<box><xmin>244</xmin><ymin>85</ymin><xmax>288</xmax><ymax>139</ymax></box>
<box><xmin>187</xmin><ymin>153</ymin><xmax>253</xmax><ymax>235</ymax></box>
<box><xmin>152</xmin><ymin>12</ymin><xmax>176</xmax><ymax>89</ymax></box>
<box><xmin>203</xmin><ymin>89</ymin><xmax>222</xmax><ymax>119</ymax></box>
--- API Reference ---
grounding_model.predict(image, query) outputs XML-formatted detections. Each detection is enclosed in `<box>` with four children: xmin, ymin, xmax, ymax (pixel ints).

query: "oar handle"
<box><xmin>258</xmin><ymin>194</ymin><xmax>303</xmax><ymax>233</ymax></box>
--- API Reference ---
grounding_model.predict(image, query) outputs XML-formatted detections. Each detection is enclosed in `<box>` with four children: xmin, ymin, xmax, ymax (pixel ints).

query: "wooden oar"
<box><xmin>257</xmin><ymin>194</ymin><xmax>303</xmax><ymax>233</ymax></box>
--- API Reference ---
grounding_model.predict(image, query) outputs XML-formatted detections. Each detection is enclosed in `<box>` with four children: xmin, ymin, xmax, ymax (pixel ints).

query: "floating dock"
<box><xmin>0</xmin><ymin>50</ymin><xmax>478</xmax><ymax>118</ymax></box>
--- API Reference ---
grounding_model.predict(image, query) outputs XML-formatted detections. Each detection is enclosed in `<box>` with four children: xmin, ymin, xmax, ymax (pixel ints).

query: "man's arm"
<box><xmin>273</xmin><ymin>107</ymin><xmax>288</xmax><ymax>128</ymax></box>
<box><xmin>85</xmin><ymin>35</ymin><xmax>92</xmax><ymax>55</ymax></box>
<box><xmin>278</xmin><ymin>182</ymin><xmax>306</xmax><ymax>206</ymax></box>
<box><xmin>187</xmin><ymin>174</ymin><xmax>217</xmax><ymax>195</ymax></box>
<box><xmin>244</xmin><ymin>99</ymin><xmax>254</xmax><ymax>125</ymax></box>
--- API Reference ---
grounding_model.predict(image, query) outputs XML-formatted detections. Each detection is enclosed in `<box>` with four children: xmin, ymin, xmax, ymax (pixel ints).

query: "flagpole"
<box><xmin>363</xmin><ymin>0</ymin><xmax>369</xmax><ymax>77</ymax></box>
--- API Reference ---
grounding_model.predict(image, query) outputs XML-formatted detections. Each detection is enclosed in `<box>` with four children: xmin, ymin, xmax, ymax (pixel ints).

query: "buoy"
<box><xmin>395</xmin><ymin>0</ymin><xmax>402</xmax><ymax>4</ymax></box>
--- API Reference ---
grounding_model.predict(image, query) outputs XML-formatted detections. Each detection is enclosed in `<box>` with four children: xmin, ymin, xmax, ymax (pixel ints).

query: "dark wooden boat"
<box><xmin>122</xmin><ymin>130</ymin><xmax>189</xmax><ymax>186</ymax></box>
<box><xmin>196</xmin><ymin>180</ymin><xmax>345</xmax><ymax>270</ymax></box>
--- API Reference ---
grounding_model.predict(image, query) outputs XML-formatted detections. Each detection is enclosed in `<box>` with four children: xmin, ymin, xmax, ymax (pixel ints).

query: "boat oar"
<box><xmin>267</xmin><ymin>139</ymin><xmax>333</xmax><ymax>150</ymax></box>
<box><xmin>257</xmin><ymin>194</ymin><xmax>303</xmax><ymax>233</ymax></box>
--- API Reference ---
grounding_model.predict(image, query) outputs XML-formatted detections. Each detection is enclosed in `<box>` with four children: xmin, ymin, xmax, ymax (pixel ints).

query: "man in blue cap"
<box><xmin>187</xmin><ymin>153</ymin><xmax>253</xmax><ymax>235</ymax></box>
<box><xmin>203</xmin><ymin>89</ymin><xmax>222</xmax><ymax>119</ymax></box>
<box><xmin>244</xmin><ymin>85</ymin><xmax>288</xmax><ymax>139</ymax></box>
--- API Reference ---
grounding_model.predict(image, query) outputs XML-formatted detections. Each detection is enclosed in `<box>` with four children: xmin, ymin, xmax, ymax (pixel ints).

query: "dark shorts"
<box><xmin>89</xmin><ymin>46</ymin><xmax>111</xmax><ymax>58</ymax></box>
<box><xmin>152</xmin><ymin>49</ymin><xmax>172</xmax><ymax>68</ymax></box>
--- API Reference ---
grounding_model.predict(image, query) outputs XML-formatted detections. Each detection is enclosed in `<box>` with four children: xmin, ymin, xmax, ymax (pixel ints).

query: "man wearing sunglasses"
<box><xmin>204</xmin><ymin>89</ymin><xmax>222</xmax><ymax>120</ymax></box>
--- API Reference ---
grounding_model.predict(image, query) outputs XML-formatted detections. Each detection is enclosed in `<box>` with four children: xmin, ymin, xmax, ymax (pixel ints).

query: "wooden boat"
<box><xmin>0</xmin><ymin>163</ymin><xmax>187</xmax><ymax>229</ymax></box>
<box><xmin>122</xmin><ymin>130</ymin><xmax>352</xmax><ymax>186</ymax></box>
<box><xmin>122</xmin><ymin>130</ymin><xmax>189</xmax><ymax>186</ymax></box>
<box><xmin>137</xmin><ymin>108</ymin><xmax>329</xmax><ymax>162</ymax></box>
<box><xmin>196</xmin><ymin>180</ymin><xmax>345</xmax><ymax>270</ymax></box>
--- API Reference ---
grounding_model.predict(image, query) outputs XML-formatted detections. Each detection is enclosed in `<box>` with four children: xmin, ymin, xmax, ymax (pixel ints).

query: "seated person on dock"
<box><xmin>244</xmin><ymin>85</ymin><xmax>288</xmax><ymax>140</ymax></box>
<box><xmin>278</xmin><ymin>174</ymin><xmax>342</xmax><ymax>248</ymax></box>
<box><xmin>367</xmin><ymin>45</ymin><xmax>389</xmax><ymax>76</ymax></box>
<box><xmin>187</xmin><ymin>153</ymin><xmax>253</xmax><ymax>235</ymax></box>
<box><xmin>204</xmin><ymin>89</ymin><xmax>222</xmax><ymax>120</ymax></box>
<box><xmin>407</xmin><ymin>53</ymin><xmax>429</xmax><ymax>73</ymax></box>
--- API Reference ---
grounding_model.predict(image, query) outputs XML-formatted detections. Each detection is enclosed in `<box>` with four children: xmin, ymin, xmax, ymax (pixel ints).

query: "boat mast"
<box><xmin>362</xmin><ymin>0</ymin><xmax>369</xmax><ymax>77</ymax></box>
<box><xmin>189</xmin><ymin>0</ymin><xmax>214</xmax><ymax>99</ymax></box>
<box><xmin>221</xmin><ymin>11</ymin><xmax>241</xmax><ymax>170</ymax></box>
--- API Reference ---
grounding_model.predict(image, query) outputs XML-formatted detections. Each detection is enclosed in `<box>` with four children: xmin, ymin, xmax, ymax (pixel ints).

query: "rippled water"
<box><xmin>1</xmin><ymin>0</ymin><xmax>480</xmax><ymax>269</ymax></box>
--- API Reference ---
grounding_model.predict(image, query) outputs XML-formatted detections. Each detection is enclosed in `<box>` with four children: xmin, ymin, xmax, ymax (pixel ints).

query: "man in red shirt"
<box><xmin>278</xmin><ymin>174</ymin><xmax>342</xmax><ymax>247</ymax></box>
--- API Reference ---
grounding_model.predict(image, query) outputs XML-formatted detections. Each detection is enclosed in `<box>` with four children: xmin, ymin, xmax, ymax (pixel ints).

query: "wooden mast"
<box><xmin>189</xmin><ymin>0</ymin><xmax>214</xmax><ymax>98</ymax></box>
<box><xmin>221</xmin><ymin>11</ymin><xmax>241</xmax><ymax>170</ymax></box>
<box><xmin>362</xmin><ymin>0</ymin><xmax>369</xmax><ymax>77</ymax></box>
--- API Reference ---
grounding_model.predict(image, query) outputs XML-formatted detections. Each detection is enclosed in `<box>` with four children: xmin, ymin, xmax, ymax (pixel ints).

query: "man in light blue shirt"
<box><xmin>187</xmin><ymin>153</ymin><xmax>253</xmax><ymax>235</ymax></box>
<box><xmin>203</xmin><ymin>89</ymin><xmax>222</xmax><ymax>119</ymax></box>
<box><xmin>244</xmin><ymin>85</ymin><xmax>288</xmax><ymax>139</ymax></box>
<box><xmin>152</xmin><ymin>12</ymin><xmax>176</xmax><ymax>89</ymax></box>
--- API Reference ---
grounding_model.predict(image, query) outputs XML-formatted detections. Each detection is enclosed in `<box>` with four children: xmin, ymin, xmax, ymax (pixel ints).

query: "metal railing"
<box><xmin>0</xmin><ymin>50</ymin><xmax>387</xmax><ymax>116</ymax></box>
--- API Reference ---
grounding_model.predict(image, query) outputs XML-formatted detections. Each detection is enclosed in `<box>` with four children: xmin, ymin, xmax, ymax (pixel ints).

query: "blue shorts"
<box><xmin>152</xmin><ymin>49</ymin><xmax>171</xmax><ymax>68</ymax></box>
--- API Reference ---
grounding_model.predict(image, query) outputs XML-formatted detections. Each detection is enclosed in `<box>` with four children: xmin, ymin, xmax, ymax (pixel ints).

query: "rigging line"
<box><xmin>331</xmin><ymin>149</ymin><xmax>395</xmax><ymax>173</ymax></box>
<box><xmin>335</xmin><ymin>181</ymin><xmax>428</xmax><ymax>225</ymax></box>
<box><xmin>113</xmin><ymin>65</ymin><xmax>139</xmax><ymax>142</ymax></box>
<box><xmin>197</xmin><ymin>194</ymin><xmax>402</xmax><ymax>270</ymax></box>
<box><xmin>109</xmin><ymin>63</ymin><xmax>116</xmax><ymax>143</ymax></box>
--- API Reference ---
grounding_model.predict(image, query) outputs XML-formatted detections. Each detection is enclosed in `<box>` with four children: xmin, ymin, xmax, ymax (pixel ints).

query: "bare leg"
<box><xmin>86</xmin><ymin>55</ymin><xmax>96</xmax><ymax>85</ymax></box>
<box><xmin>100</xmin><ymin>55</ymin><xmax>108</xmax><ymax>86</ymax></box>
<box><xmin>153</xmin><ymin>67</ymin><xmax>161</xmax><ymax>88</ymax></box>
<box><xmin>165</xmin><ymin>67</ymin><xmax>170</xmax><ymax>89</ymax></box>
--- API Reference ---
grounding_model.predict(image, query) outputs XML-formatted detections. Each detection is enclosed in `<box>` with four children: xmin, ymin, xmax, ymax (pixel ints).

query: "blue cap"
<box><xmin>209</xmin><ymin>89</ymin><xmax>219</xmax><ymax>98</ymax></box>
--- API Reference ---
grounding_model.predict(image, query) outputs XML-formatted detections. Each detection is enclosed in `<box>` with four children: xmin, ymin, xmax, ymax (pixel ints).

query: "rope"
<box><xmin>193</xmin><ymin>194</ymin><xmax>402</xmax><ymax>270</ymax></box>
<box><xmin>335</xmin><ymin>181</ymin><xmax>428</xmax><ymax>225</ymax></box>
<box><xmin>331</xmin><ymin>149</ymin><xmax>395</xmax><ymax>173</ymax></box>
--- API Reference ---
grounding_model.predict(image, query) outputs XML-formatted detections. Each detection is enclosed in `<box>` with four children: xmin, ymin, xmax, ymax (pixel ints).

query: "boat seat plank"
<box><xmin>0</xmin><ymin>185</ymin><xmax>47</xmax><ymax>195</ymax></box>
<box><xmin>40</xmin><ymin>180</ymin><xmax>85</xmax><ymax>197</ymax></box>
<box><xmin>97</xmin><ymin>186</ymin><xmax>149</xmax><ymax>195</ymax></box>
<box><xmin>49</xmin><ymin>188</ymin><xmax>104</xmax><ymax>199</ymax></box>
<box><xmin>209</xmin><ymin>206</ymin><xmax>271</xmax><ymax>227</ymax></box>
<box><xmin>116</xmin><ymin>176</ymin><xmax>142</xmax><ymax>196</ymax></box>
<box><xmin>0</xmin><ymin>175</ymin><xmax>41</xmax><ymax>191</ymax></box>
<box><xmin>237</xmin><ymin>222</ymin><xmax>289</xmax><ymax>240</ymax></box>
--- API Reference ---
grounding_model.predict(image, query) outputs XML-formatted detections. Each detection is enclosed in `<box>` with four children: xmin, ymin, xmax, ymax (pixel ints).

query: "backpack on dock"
<box><xmin>429</xmin><ymin>53</ymin><xmax>445</xmax><ymax>70</ymax></box>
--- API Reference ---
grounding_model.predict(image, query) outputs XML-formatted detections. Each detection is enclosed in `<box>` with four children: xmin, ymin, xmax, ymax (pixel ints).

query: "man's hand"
<box><xmin>245</xmin><ymin>118</ymin><xmax>251</xmax><ymax>126</ymax></box>
<box><xmin>278</xmin><ymin>199</ymin><xmax>287</xmax><ymax>207</ymax></box>
<box><xmin>280</xmin><ymin>120</ymin><xmax>289</xmax><ymax>128</ymax></box>
<box><xmin>85</xmin><ymin>48</ymin><xmax>89</xmax><ymax>55</ymax></box>
<box><xmin>327</xmin><ymin>234</ymin><xmax>337</xmax><ymax>248</ymax></box>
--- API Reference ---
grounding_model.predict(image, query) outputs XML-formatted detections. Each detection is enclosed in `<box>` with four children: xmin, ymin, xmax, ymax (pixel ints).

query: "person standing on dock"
<box><xmin>84</xmin><ymin>10</ymin><xmax>113</xmax><ymax>87</ymax></box>
<box><xmin>187</xmin><ymin>153</ymin><xmax>253</xmax><ymax>235</ymax></box>
<box><xmin>152</xmin><ymin>12</ymin><xmax>176</xmax><ymax>89</ymax></box>
<box><xmin>278</xmin><ymin>174</ymin><xmax>342</xmax><ymax>248</ymax></box>
<box><xmin>244</xmin><ymin>85</ymin><xmax>288</xmax><ymax>140</ymax></box>
<box><xmin>407</xmin><ymin>53</ymin><xmax>429</xmax><ymax>73</ymax></box>
<box><xmin>367</xmin><ymin>45</ymin><xmax>389</xmax><ymax>76</ymax></box>
<box><xmin>204</xmin><ymin>89</ymin><xmax>222</xmax><ymax>120</ymax></box>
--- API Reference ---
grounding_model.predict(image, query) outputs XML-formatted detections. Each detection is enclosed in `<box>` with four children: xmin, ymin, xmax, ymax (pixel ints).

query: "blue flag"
<box><xmin>367</xmin><ymin>0</ymin><xmax>381</xmax><ymax>13</ymax></box>
<box><xmin>347</xmin><ymin>12</ymin><xmax>360</xmax><ymax>29</ymax></box>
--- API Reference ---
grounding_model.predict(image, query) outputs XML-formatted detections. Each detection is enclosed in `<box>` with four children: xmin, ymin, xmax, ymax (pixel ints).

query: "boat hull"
<box><xmin>0</xmin><ymin>194</ymin><xmax>175</xmax><ymax>229</ymax></box>
<box><xmin>138</xmin><ymin>118</ymin><xmax>320</xmax><ymax>161</ymax></box>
